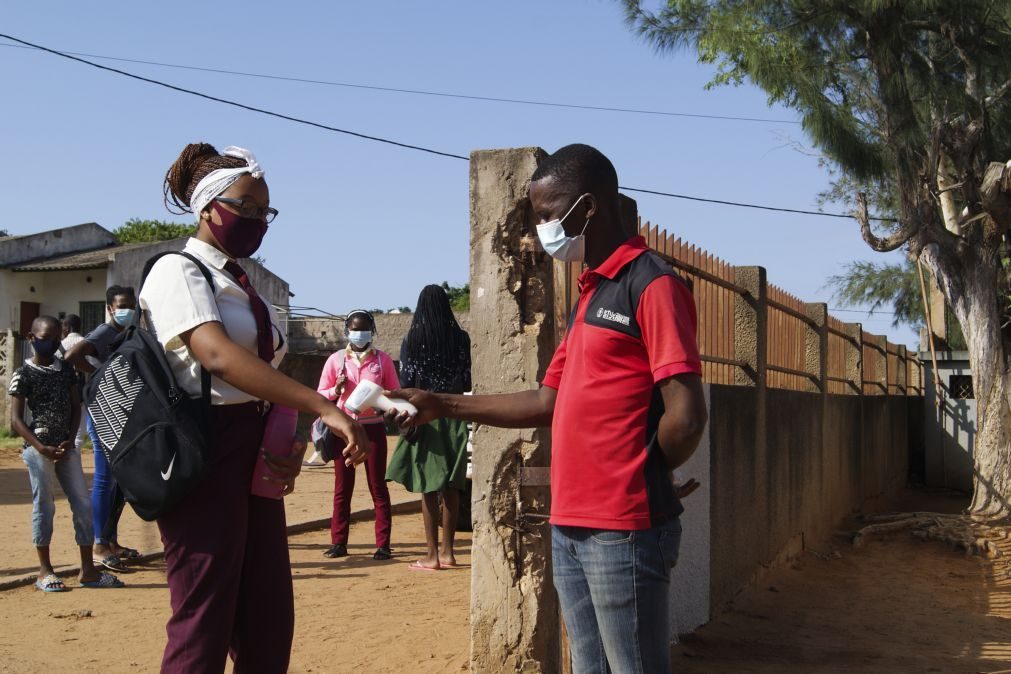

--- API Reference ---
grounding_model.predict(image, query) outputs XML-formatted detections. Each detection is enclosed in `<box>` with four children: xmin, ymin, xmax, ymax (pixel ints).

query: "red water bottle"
<box><xmin>251</xmin><ymin>404</ymin><xmax>298</xmax><ymax>499</ymax></box>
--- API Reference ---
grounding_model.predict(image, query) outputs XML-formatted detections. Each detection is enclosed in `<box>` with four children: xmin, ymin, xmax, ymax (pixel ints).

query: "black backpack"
<box><xmin>84</xmin><ymin>252</ymin><xmax>213</xmax><ymax>521</ymax></box>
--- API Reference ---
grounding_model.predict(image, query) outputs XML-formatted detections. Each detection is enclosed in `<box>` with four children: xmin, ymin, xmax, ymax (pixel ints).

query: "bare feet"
<box><xmin>413</xmin><ymin>556</ymin><xmax>441</xmax><ymax>570</ymax></box>
<box><xmin>438</xmin><ymin>554</ymin><xmax>458</xmax><ymax>568</ymax></box>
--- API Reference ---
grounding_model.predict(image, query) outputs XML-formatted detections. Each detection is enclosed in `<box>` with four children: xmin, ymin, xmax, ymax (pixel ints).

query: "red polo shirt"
<box><xmin>542</xmin><ymin>236</ymin><xmax>701</xmax><ymax>530</ymax></box>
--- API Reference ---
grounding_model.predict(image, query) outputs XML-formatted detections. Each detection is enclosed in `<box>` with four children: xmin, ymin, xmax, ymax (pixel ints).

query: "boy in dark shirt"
<box><xmin>10</xmin><ymin>315</ymin><xmax>123</xmax><ymax>591</ymax></box>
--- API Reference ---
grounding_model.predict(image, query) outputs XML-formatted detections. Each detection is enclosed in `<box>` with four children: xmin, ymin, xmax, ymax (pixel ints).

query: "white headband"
<box><xmin>189</xmin><ymin>146</ymin><xmax>265</xmax><ymax>221</ymax></box>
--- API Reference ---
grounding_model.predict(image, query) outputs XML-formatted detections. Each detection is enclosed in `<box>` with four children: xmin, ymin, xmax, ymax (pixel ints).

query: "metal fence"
<box><xmin>558</xmin><ymin>218</ymin><xmax>922</xmax><ymax>396</ymax></box>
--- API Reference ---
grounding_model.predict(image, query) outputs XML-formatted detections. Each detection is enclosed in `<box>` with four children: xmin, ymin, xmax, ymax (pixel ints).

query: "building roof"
<box><xmin>8</xmin><ymin>242</ymin><xmax>156</xmax><ymax>272</ymax></box>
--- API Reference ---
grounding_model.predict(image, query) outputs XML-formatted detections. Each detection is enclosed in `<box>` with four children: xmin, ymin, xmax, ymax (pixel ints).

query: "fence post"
<box><xmin>844</xmin><ymin>323</ymin><xmax>863</xmax><ymax>395</ymax></box>
<box><xmin>804</xmin><ymin>303</ymin><xmax>828</xmax><ymax>393</ymax></box>
<box><xmin>875</xmin><ymin>335</ymin><xmax>889</xmax><ymax>395</ymax></box>
<box><xmin>897</xmin><ymin>345</ymin><xmax>909</xmax><ymax>394</ymax></box>
<box><xmin>733</xmin><ymin>266</ymin><xmax>767</xmax><ymax>387</ymax></box>
<box><xmin>468</xmin><ymin>147</ymin><xmax>561</xmax><ymax>672</ymax></box>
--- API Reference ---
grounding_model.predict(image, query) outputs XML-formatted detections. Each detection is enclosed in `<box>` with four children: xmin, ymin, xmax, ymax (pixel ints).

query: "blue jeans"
<box><xmin>87</xmin><ymin>414</ymin><xmax>117</xmax><ymax>545</ymax></box>
<box><xmin>22</xmin><ymin>445</ymin><xmax>92</xmax><ymax>547</ymax></box>
<box><xmin>552</xmin><ymin>519</ymin><xmax>682</xmax><ymax>674</ymax></box>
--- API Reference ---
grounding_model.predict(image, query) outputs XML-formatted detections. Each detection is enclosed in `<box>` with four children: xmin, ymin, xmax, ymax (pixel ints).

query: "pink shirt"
<box><xmin>317</xmin><ymin>347</ymin><xmax>400</xmax><ymax>424</ymax></box>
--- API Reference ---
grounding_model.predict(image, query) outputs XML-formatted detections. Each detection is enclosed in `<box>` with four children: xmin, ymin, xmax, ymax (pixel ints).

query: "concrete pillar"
<box><xmin>844</xmin><ymin>323</ymin><xmax>863</xmax><ymax>395</ymax></box>
<box><xmin>0</xmin><ymin>329</ymin><xmax>15</xmax><ymax>429</ymax></box>
<box><xmin>733</xmin><ymin>266</ymin><xmax>767</xmax><ymax>387</ymax></box>
<box><xmin>468</xmin><ymin>147</ymin><xmax>561</xmax><ymax>673</ymax></box>
<box><xmin>803</xmin><ymin>303</ymin><xmax>828</xmax><ymax>393</ymax></box>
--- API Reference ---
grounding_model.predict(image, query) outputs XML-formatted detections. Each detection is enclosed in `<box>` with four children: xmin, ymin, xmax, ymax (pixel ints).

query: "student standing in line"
<box><xmin>11</xmin><ymin>315</ymin><xmax>123</xmax><ymax>591</ymax></box>
<box><xmin>65</xmin><ymin>286</ymin><xmax>140</xmax><ymax>571</ymax></box>
<box><xmin>386</xmin><ymin>285</ymin><xmax>471</xmax><ymax>571</ymax></box>
<box><xmin>388</xmin><ymin>144</ymin><xmax>707</xmax><ymax>673</ymax></box>
<box><xmin>316</xmin><ymin>310</ymin><xmax>398</xmax><ymax>560</ymax></box>
<box><xmin>143</xmin><ymin>142</ymin><xmax>369</xmax><ymax>673</ymax></box>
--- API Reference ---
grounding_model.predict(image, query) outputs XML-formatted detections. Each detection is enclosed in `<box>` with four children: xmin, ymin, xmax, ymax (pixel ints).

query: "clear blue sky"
<box><xmin>0</xmin><ymin>0</ymin><xmax>915</xmax><ymax>346</ymax></box>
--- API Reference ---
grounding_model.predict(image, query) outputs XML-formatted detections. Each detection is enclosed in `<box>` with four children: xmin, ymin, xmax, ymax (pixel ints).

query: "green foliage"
<box><xmin>826</xmin><ymin>259</ymin><xmax>921</xmax><ymax>328</ymax></box>
<box><xmin>441</xmin><ymin>281</ymin><xmax>470</xmax><ymax>312</ymax></box>
<box><xmin>114</xmin><ymin>218</ymin><xmax>196</xmax><ymax>244</ymax></box>
<box><xmin>622</xmin><ymin>0</ymin><xmax>1011</xmax><ymax>206</ymax></box>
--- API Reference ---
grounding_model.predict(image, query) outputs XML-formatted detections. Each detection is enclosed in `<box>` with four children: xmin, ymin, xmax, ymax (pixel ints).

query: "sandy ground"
<box><xmin>3</xmin><ymin>442</ymin><xmax>1010</xmax><ymax>673</ymax></box>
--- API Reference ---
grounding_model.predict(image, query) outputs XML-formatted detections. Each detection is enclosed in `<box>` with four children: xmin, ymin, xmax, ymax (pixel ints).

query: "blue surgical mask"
<box><xmin>536</xmin><ymin>194</ymin><xmax>591</xmax><ymax>263</ymax></box>
<box><xmin>113</xmin><ymin>308</ymin><xmax>135</xmax><ymax>326</ymax></box>
<box><xmin>348</xmin><ymin>330</ymin><xmax>372</xmax><ymax>348</ymax></box>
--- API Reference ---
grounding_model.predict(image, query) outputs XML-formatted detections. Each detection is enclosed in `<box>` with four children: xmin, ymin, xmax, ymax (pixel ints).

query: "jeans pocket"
<box><xmin>659</xmin><ymin>519</ymin><xmax>683</xmax><ymax>568</ymax></box>
<box><xmin>590</xmin><ymin>529</ymin><xmax>634</xmax><ymax>545</ymax></box>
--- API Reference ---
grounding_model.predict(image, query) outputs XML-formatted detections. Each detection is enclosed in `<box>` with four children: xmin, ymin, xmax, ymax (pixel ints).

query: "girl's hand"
<box><xmin>319</xmin><ymin>406</ymin><xmax>369</xmax><ymax>467</ymax></box>
<box><xmin>262</xmin><ymin>436</ymin><xmax>309</xmax><ymax>496</ymax></box>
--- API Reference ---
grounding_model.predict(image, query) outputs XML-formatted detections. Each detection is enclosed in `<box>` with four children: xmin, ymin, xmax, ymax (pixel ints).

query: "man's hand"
<box><xmin>319</xmin><ymin>406</ymin><xmax>369</xmax><ymax>467</ymax></box>
<box><xmin>386</xmin><ymin>388</ymin><xmax>444</xmax><ymax>426</ymax></box>
<box><xmin>674</xmin><ymin>478</ymin><xmax>700</xmax><ymax>500</ymax></box>
<box><xmin>37</xmin><ymin>445</ymin><xmax>65</xmax><ymax>461</ymax></box>
<box><xmin>262</xmin><ymin>436</ymin><xmax>309</xmax><ymax>496</ymax></box>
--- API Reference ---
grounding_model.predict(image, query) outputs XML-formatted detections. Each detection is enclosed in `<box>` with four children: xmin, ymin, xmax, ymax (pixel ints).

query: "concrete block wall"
<box><xmin>672</xmin><ymin>385</ymin><xmax>915</xmax><ymax>631</ymax></box>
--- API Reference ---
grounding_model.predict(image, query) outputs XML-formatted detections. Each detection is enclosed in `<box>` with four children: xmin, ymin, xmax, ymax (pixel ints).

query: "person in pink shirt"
<box><xmin>317</xmin><ymin>310</ymin><xmax>398</xmax><ymax>560</ymax></box>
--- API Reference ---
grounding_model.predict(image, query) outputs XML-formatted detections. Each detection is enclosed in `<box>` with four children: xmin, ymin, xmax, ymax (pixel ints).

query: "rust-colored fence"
<box><xmin>559</xmin><ymin>219</ymin><xmax>922</xmax><ymax>396</ymax></box>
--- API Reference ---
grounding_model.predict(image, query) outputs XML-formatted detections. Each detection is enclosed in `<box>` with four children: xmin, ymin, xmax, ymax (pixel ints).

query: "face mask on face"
<box><xmin>32</xmin><ymin>337</ymin><xmax>59</xmax><ymax>359</ymax></box>
<box><xmin>347</xmin><ymin>330</ymin><xmax>373</xmax><ymax>348</ymax></box>
<box><xmin>536</xmin><ymin>194</ymin><xmax>591</xmax><ymax>263</ymax></box>
<box><xmin>209</xmin><ymin>201</ymin><xmax>269</xmax><ymax>259</ymax></box>
<box><xmin>113</xmin><ymin>308</ymin><xmax>135</xmax><ymax>326</ymax></box>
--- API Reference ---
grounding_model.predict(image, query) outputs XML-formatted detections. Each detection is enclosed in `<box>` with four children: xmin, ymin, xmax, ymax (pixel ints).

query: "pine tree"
<box><xmin>623</xmin><ymin>0</ymin><xmax>1011</xmax><ymax>516</ymax></box>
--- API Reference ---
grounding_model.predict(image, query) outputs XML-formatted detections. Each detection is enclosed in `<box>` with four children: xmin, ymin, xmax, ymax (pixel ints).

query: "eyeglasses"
<box><xmin>214</xmin><ymin>197</ymin><xmax>279</xmax><ymax>224</ymax></box>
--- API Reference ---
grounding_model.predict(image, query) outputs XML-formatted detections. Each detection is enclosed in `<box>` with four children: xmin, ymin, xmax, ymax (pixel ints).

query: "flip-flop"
<box><xmin>80</xmin><ymin>571</ymin><xmax>124</xmax><ymax>589</ymax></box>
<box><xmin>115</xmin><ymin>547</ymin><xmax>141</xmax><ymax>560</ymax></box>
<box><xmin>408</xmin><ymin>561</ymin><xmax>440</xmax><ymax>572</ymax></box>
<box><xmin>35</xmin><ymin>574</ymin><xmax>67</xmax><ymax>593</ymax></box>
<box><xmin>440</xmin><ymin>562</ymin><xmax>470</xmax><ymax>569</ymax></box>
<box><xmin>93</xmin><ymin>554</ymin><xmax>127</xmax><ymax>572</ymax></box>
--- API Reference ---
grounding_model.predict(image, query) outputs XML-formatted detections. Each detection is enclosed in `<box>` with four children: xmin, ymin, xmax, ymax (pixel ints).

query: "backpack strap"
<box><xmin>139</xmin><ymin>251</ymin><xmax>216</xmax><ymax>404</ymax></box>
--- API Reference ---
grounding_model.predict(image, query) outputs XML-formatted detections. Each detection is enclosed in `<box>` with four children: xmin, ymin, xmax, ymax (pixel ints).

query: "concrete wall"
<box><xmin>287</xmin><ymin>312</ymin><xmax>472</xmax><ymax>358</ymax></box>
<box><xmin>921</xmin><ymin>352</ymin><xmax>975</xmax><ymax>492</ymax></box>
<box><xmin>0</xmin><ymin>224</ymin><xmax>116</xmax><ymax>266</ymax></box>
<box><xmin>671</xmin><ymin>384</ymin><xmax>916</xmax><ymax>629</ymax></box>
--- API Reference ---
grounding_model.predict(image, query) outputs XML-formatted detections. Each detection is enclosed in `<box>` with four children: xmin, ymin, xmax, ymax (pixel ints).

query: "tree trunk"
<box><xmin>923</xmin><ymin>242</ymin><xmax>1011</xmax><ymax>518</ymax></box>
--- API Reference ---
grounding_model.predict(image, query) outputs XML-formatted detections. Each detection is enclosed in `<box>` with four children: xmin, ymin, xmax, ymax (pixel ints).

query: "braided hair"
<box><xmin>400</xmin><ymin>285</ymin><xmax>471</xmax><ymax>394</ymax></box>
<box><xmin>164</xmin><ymin>142</ymin><xmax>247</xmax><ymax>215</ymax></box>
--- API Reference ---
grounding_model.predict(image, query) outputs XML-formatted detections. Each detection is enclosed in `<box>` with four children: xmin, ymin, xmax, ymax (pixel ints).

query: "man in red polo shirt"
<box><xmin>391</xmin><ymin>144</ymin><xmax>707</xmax><ymax>673</ymax></box>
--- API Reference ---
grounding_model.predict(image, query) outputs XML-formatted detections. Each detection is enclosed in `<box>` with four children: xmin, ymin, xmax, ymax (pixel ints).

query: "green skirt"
<box><xmin>386</xmin><ymin>418</ymin><xmax>468</xmax><ymax>494</ymax></box>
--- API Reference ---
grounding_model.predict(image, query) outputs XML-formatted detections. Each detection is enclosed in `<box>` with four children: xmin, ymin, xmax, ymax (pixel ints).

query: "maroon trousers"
<box><xmin>158</xmin><ymin>403</ymin><xmax>294</xmax><ymax>674</ymax></box>
<box><xmin>331</xmin><ymin>422</ymin><xmax>391</xmax><ymax>548</ymax></box>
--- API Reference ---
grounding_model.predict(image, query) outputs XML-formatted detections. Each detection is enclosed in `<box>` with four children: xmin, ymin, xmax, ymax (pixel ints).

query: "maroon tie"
<box><xmin>224</xmin><ymin>260</ymin><xmax>274</xmax><ymax>363</ymax></box>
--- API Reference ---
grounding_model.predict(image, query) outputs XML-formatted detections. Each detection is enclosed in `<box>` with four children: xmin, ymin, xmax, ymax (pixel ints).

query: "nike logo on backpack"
<box><xmin>161</xmin><ymin>454</ymin><xmax>176</xmax><ymax>481</ymax></box>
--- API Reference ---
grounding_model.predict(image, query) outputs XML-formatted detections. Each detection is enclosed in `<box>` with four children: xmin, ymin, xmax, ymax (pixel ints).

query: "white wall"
<box><xmin>0</xmin><ymin>268</ymin><xmax>109</xmax><ymax>333</ymax></box>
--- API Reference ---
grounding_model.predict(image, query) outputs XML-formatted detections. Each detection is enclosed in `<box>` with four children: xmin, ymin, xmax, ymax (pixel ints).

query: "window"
<box><xmin>79</xmin><ymin>301</ymin><xmax>105</xmax><ymax>335</ymax></box>
<box><xmin>949</xmin><ymin>374</ymin><xmax>974</xmax><ymax>400</ymax></box>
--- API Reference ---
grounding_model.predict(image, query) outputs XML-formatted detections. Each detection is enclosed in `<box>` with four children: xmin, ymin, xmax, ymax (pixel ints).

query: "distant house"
<box><xmin>0</xmin><ymin>223</ymin><xmax>289</xmax><ymax>337</ymax></box>
<box><xmin>0</xmin><ymin>222</ymin><xmax>291</xmax><ymax>425</ymax></box>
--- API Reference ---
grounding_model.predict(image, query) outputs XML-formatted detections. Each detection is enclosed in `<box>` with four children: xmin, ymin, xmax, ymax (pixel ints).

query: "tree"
<box><xmin>441</xmin><ymin>281</ymin><xmax>470</xmax><ymax>312</ymax></box>
<box><xmin>826</xmin><ymin>259</ymin><xmax>921</xmax><ymax>329</ymax></box>
<box><xmin>623</xmin><ymin>1</ymin><xmax>1011</xmax><ymax>517</ymax></box>
<box><xmin>113</xmin><ymin>218</ymin><xmax>196</xmax><ymax>243</ymax></box>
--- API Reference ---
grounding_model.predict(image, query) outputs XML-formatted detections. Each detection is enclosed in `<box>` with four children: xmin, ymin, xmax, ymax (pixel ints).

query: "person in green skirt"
<box><xmin>386</xmin><ymin>285</ymin><xmax>471</xmax><ymax>570</ymax></box>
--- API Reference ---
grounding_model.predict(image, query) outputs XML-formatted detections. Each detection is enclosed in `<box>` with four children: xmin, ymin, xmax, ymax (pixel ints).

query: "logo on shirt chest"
<box><xmin>596</xmin><ymin>307</ymin><xmax>631</xmax><ymax>326</ymax></box>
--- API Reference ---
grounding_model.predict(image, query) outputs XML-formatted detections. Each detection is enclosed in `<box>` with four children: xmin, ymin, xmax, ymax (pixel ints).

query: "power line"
<box><xmin>0</xmin><ymin>33</ymin><xmax>469</xmax><ymax>161</ymax></box>
<box><xmin>0</xmin><ymin>40</ymin><xmax>799</xmax><ymax>125</ymax></box>
<box><xmin>1</xmin><ymin>33</ymin><xmax>899</xmax><ymax>223</ymax></box>
<box><xmin>619</xmin><ymin>187</ymin><xmax>896</xmax><ymax>221</ymax></box>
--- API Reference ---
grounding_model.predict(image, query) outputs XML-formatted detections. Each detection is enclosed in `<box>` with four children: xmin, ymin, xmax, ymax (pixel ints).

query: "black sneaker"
<box><xmin>323</xmin><ymin>543</ymin><xmax>348</xmax><ymax>558</ymax></box>
<box><xmin>373</xmin><ymin>546</ymin><xmax>393</xmax><ymax>561</ymax></box>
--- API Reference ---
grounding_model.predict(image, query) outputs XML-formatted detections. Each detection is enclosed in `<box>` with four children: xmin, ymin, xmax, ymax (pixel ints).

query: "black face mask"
<box><xmin>32</xmin><ymin>338</ymin><xmax>59</xmax><ymax>358</ymax></box>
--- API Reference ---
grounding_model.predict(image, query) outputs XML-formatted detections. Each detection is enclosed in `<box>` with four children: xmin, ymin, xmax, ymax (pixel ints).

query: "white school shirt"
<box><xmin>138</xmin><ymin>237</ymin><xmax>287</xmax><ymax>405</ymax></box>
